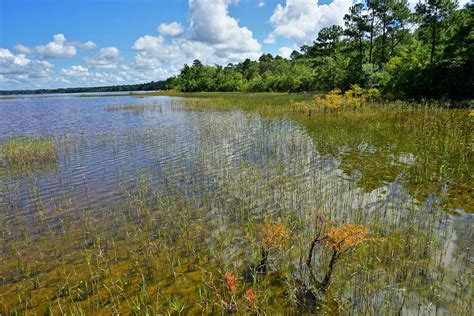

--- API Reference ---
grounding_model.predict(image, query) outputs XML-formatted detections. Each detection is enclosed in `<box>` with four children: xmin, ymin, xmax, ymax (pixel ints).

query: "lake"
<box><xmin>0</xmin><ymin>94</ymin><xmax>472</xmax><ymax>314</ymax></box>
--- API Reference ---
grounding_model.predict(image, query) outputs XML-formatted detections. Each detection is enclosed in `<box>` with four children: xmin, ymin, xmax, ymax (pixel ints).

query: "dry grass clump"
<box><xmin>1</xmin><ymin>136</ymin><xmax>57</xmax><ymax>167</ymax></box>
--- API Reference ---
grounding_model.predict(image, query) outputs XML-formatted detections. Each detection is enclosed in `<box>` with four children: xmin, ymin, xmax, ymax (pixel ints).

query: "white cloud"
<box><xmin>80</xmin><ymin>41</ymin><xmax>97</xmax><ymax>50</ymax></box>
<box><xmin>267</xmin><ymin>0</ymin><xmax>353</xmax><ymax>46</ymax></box>
<box><xmin>258</xmin><ymin>1</ymin><xmax>265</xmax><ymax>8</ymax></box>
<box><xmin>35</xmin><ymin>34</ymin><xmax>97</xmax><ymax>59</ymax></box>
<box><xmin>132</xmin><ymin>35</ymin><xmax>214</xmax><ymax>72</ymax></box>
<box><xmin>84</xmin><ymin>47</ymin><xmax>122</xmax><ymax>68</ymax></box>
<box><xmin>263</xmin><ymin>34</ymin><xmax>276</xmax><ymax>44</ymax></box>
<box><xmin>0</xmin><ymin>48</ymin><xmax>53</xmax><ymax>84</ymax></box>
<box><xmin>37</xmin><ymin>34</ymin><xmax>77</xmax><ymax>58</ymax></box>
<box><xmin>188</xmin><ymin>0</ymin><xmax>261</xmax><ymax>58</ymax></box>
<box><xmin>278</xmin><ymin>46</ymin><xmax>294</xmax><ymax>59</ymax></box>
<box><xmin>2</xmin><ymin>0</ymin><xmax>265</xmax><ymax>88</ymax></box>
<box><xmin>407</xmin><ymin>0</ymin><xmax>469</xmax><ymax>10</ymax></box>
<box><xmin>61</xmin><ymin>65</ymin><xmax>89</xmax><ymax>76</ymax></box>
<box><xmin>14</xmin><ymin>44</ymin><xmax>32</xmax><ymax>54</ymax></box>
<box><xmin>130</xmin><ymin>0</ymin><xmax>262</xmax><ymax>81</ymax></box>
<box><xmin>158</xmin><ymin>22</ymin><xmax>184</xmax><ymax>37</ymax></box>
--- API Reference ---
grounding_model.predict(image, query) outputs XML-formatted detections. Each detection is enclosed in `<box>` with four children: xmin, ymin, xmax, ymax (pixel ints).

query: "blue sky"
<box><xmin>0</xmin><ymin>0</ymin><xmax>355</xmax><ymax>89</ymax></box>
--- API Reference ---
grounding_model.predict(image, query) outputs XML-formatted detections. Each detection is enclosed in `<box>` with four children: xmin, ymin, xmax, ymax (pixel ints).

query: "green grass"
<box><xmin>0</xmin><ymin>136</ymin><xmax>57</xmax><ymax>167</ymax></box>
<box><xmin>0</xmin><ymin>96</ymin><xmax>16</xmax><ymax>100</ymax></box>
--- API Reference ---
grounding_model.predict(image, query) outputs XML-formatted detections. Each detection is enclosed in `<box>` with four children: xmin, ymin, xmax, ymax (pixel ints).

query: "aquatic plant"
<box><xmin>105</xmin><ymin>104</ymin><xmax>146</xmax><ymax>112</ymax></box>
<box><xmin>257</xmin><ymin>220</ymin><xmax>291</xmax><ymax>273</ymax></box>
<box><xmin>0</xmin><ymin>136</ymin><xmax>57</xmax><ymax>167</ymax></box>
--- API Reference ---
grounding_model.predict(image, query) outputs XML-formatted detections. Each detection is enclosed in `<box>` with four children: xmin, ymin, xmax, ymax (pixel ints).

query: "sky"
<box><xmin>0</xmin><ymin>0</ymin><xmax>467</xmax><ymax>90</ymax></box>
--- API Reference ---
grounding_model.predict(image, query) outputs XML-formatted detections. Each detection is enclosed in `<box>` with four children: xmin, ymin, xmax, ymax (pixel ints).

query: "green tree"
<box><xmin>416</xmin><ymin>0</ymin><xmax>457</xmax><ymax>63</ymax></box>
<box><xmin>344</xmin><ymin>3</ymin><xmax>369</xmax><ymax>66</ymax></box>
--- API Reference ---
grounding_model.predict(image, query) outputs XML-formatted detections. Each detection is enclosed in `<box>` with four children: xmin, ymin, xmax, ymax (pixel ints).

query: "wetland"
<box><xmin>0</xmin><ymin>92</ymin><xmax>472</xmax><ymax>314</ymax></box>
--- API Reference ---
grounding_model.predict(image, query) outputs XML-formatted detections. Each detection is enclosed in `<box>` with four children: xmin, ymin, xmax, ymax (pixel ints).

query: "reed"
<box><xmin>0</xmin><ymin>136</ymin><xmax>57</xmax><ymax>167</ymax></box>
<box><xmin>105</xmin><ymin>104</ymin><xmax>146</xmax><ymax>112</ymax></box>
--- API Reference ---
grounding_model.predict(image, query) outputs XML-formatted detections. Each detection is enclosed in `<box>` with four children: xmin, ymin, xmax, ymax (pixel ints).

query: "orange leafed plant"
<box><xmin>306</xmin><ymin>217</ymin><xmax>377</xmax><ymax>293</ymax></box>
<box><xmin>260</xmin><ymin>221</ymin><xmax>291</xmax><ymax>250</ymax></box>
<box><xmin>257</xmin><ymin>220</ymin><xmax>291</xmax><ymax>273</ymax></box>
<box><xmin>325</xmin><ymin>224</ymin><xmax>369</xmax><ymax>254</ymax></box>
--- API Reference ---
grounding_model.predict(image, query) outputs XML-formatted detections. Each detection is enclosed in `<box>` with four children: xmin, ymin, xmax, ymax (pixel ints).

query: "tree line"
<box><xmin>0</xmin><ymin>80</ymin><xmax>170</xmax><ymax>95</ymax></box>
<box><xmin>169</xmin><ymin>0</ymin><xmax>472</xmax><ymax>99</ymax></box>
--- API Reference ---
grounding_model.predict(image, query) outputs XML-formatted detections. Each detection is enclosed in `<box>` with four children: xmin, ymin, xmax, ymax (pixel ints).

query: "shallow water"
<box><xmin>0</xmin><ymin>94</ymin><xmax>471</xmax><ymax>314</ymax></box>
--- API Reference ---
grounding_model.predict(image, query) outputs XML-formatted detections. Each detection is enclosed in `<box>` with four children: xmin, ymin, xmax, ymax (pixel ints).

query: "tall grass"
<box><xmin>0</xmin><ymin>136</ymin><xmax>57</xmax><ymax>167</ymax></box>
<box><xmin>172</xmin><ymin>93</ymin><xmax>472</xmax><ymax>212</ymax></box>
<box><xmin>105</xmin><ymin>104</ymin><xmax>146</xmax><ymax>112</ymax></box>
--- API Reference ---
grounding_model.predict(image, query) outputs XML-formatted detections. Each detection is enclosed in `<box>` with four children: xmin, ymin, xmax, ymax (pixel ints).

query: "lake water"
<box><xmin>0</xmin><ymin>94</ymin><xmax>472</xmax><ymax>314</ymax></box>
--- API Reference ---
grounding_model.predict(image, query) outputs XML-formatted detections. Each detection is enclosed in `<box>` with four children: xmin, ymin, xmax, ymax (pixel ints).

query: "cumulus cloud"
<box><xmin>133</xmin><ymin>35</ymin><xmax>219</xmax><ymax>70</ymax></box>
<box><xmin>36</xmin><ymin>34</ymin><xmax>77</xmax><ymax>58</ymax></box>
<box><xmin>132</xmin><ymin>35</ymin><xmax>178</xmax><ymax>69</ymax></box>
<box><xmin>61</xmin><ymin>65</ymin><xmax>89</xmax><ymax>76</ymax></box>
<box><xmin>0</xmin><ymin>48</ymin><xmax>53</xmax><ymax>84</ymax></box>
<box><xmin>79</xmin><ymin>41</ymin><xmax>97</xmax><ymax>50</ymax></box>
<box><xmin>266</xmin><ymin>0</ymin><xmax>353</xmax><ymax>46</ymax></box>
<box><xmin>58</xmin><ymin>66</ymin><xmax>129</xmax><ymax>86</ymax></box>
<box><xmin>35</xmin><ymin>34</ymin><xmax>97</xmax><ymax>58</ymax></box>
<box><xmin>84</xmin><ymin>47</ymin><xmax>122</xmax><ymax>68</ymax></box>
<box><xmin>158</xmin><ymin>22</ymin><xmax>184</xmax><ymax>37</ymax></box>
<box><xmin>277</xmin><ymin>46</ymin><xmax>294</xmax><ymax>59</ymax></box>
<box><xmin>258</xmin><ymin>1</ymin><xmax>265</xmax><ymax>8</ymax></box>
<box><xmin>131</xmin><ymin>0</ymin><xmax>261</xmax><ymax>80</ymax></box>
<box><xmin>188</xmin><ymin>0</ymin><xmax>261</xmax><ymax>58</ymax></box>
<box><xmin>2</xmin><ymin>0</ymin><xmax>265</xmax><ymax>88</ymax></box>
<box><xmin>14</xmin><ymin>44</ymin><xmax>32</xmax><ymax>54</ymax></box>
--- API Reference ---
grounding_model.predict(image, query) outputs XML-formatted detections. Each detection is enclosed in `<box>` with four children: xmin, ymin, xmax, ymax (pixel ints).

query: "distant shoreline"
<box><xmin>0</xmin><ymin>80</ymin><xmax>168</xmax><ymax>96</ymax></box>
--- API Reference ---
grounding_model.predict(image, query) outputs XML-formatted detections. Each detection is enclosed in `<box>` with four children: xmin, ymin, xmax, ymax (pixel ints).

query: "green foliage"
<box><xmin>162</xmin><ymin>2</ymin><xmax>471</xmax><ymax>100</ymax></box>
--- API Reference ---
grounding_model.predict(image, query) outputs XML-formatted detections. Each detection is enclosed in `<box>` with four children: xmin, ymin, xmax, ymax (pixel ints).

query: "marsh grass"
<box><xmin>105</xmin><ymin>104</ymin><xmax>146</xmax><ymax>112</ymax></box>
<box><xmin>105</xmin><ymin>104</ymin><xmax>163</xmax><ymax>113</ymax></box>
<box><xmin>0</xmin><ymin>137</ymin><xmax>57</xmax><ymax>169</ymax></box>
<box><xmin>165</xmin><ymin>93</ymin><xmax>472</xmax><ymax>212</ymax></box>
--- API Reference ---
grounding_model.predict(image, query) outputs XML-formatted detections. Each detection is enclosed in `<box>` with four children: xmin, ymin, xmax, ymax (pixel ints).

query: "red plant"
<box><xmin>223</xmin><ymin>272</ymin><xmax>238</xmax><ymax>293</ymax></box>
<box><xmin>244</xmin><ymin>288</ymin><xmax>256</xmax><ymax>305</ymax></box>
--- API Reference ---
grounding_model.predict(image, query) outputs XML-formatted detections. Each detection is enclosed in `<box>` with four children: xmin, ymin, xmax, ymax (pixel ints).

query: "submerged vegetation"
<box><xmin>0</xmin><ymin>1</ymin><xmax>472</xmax><ymax>314</ymax></box>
